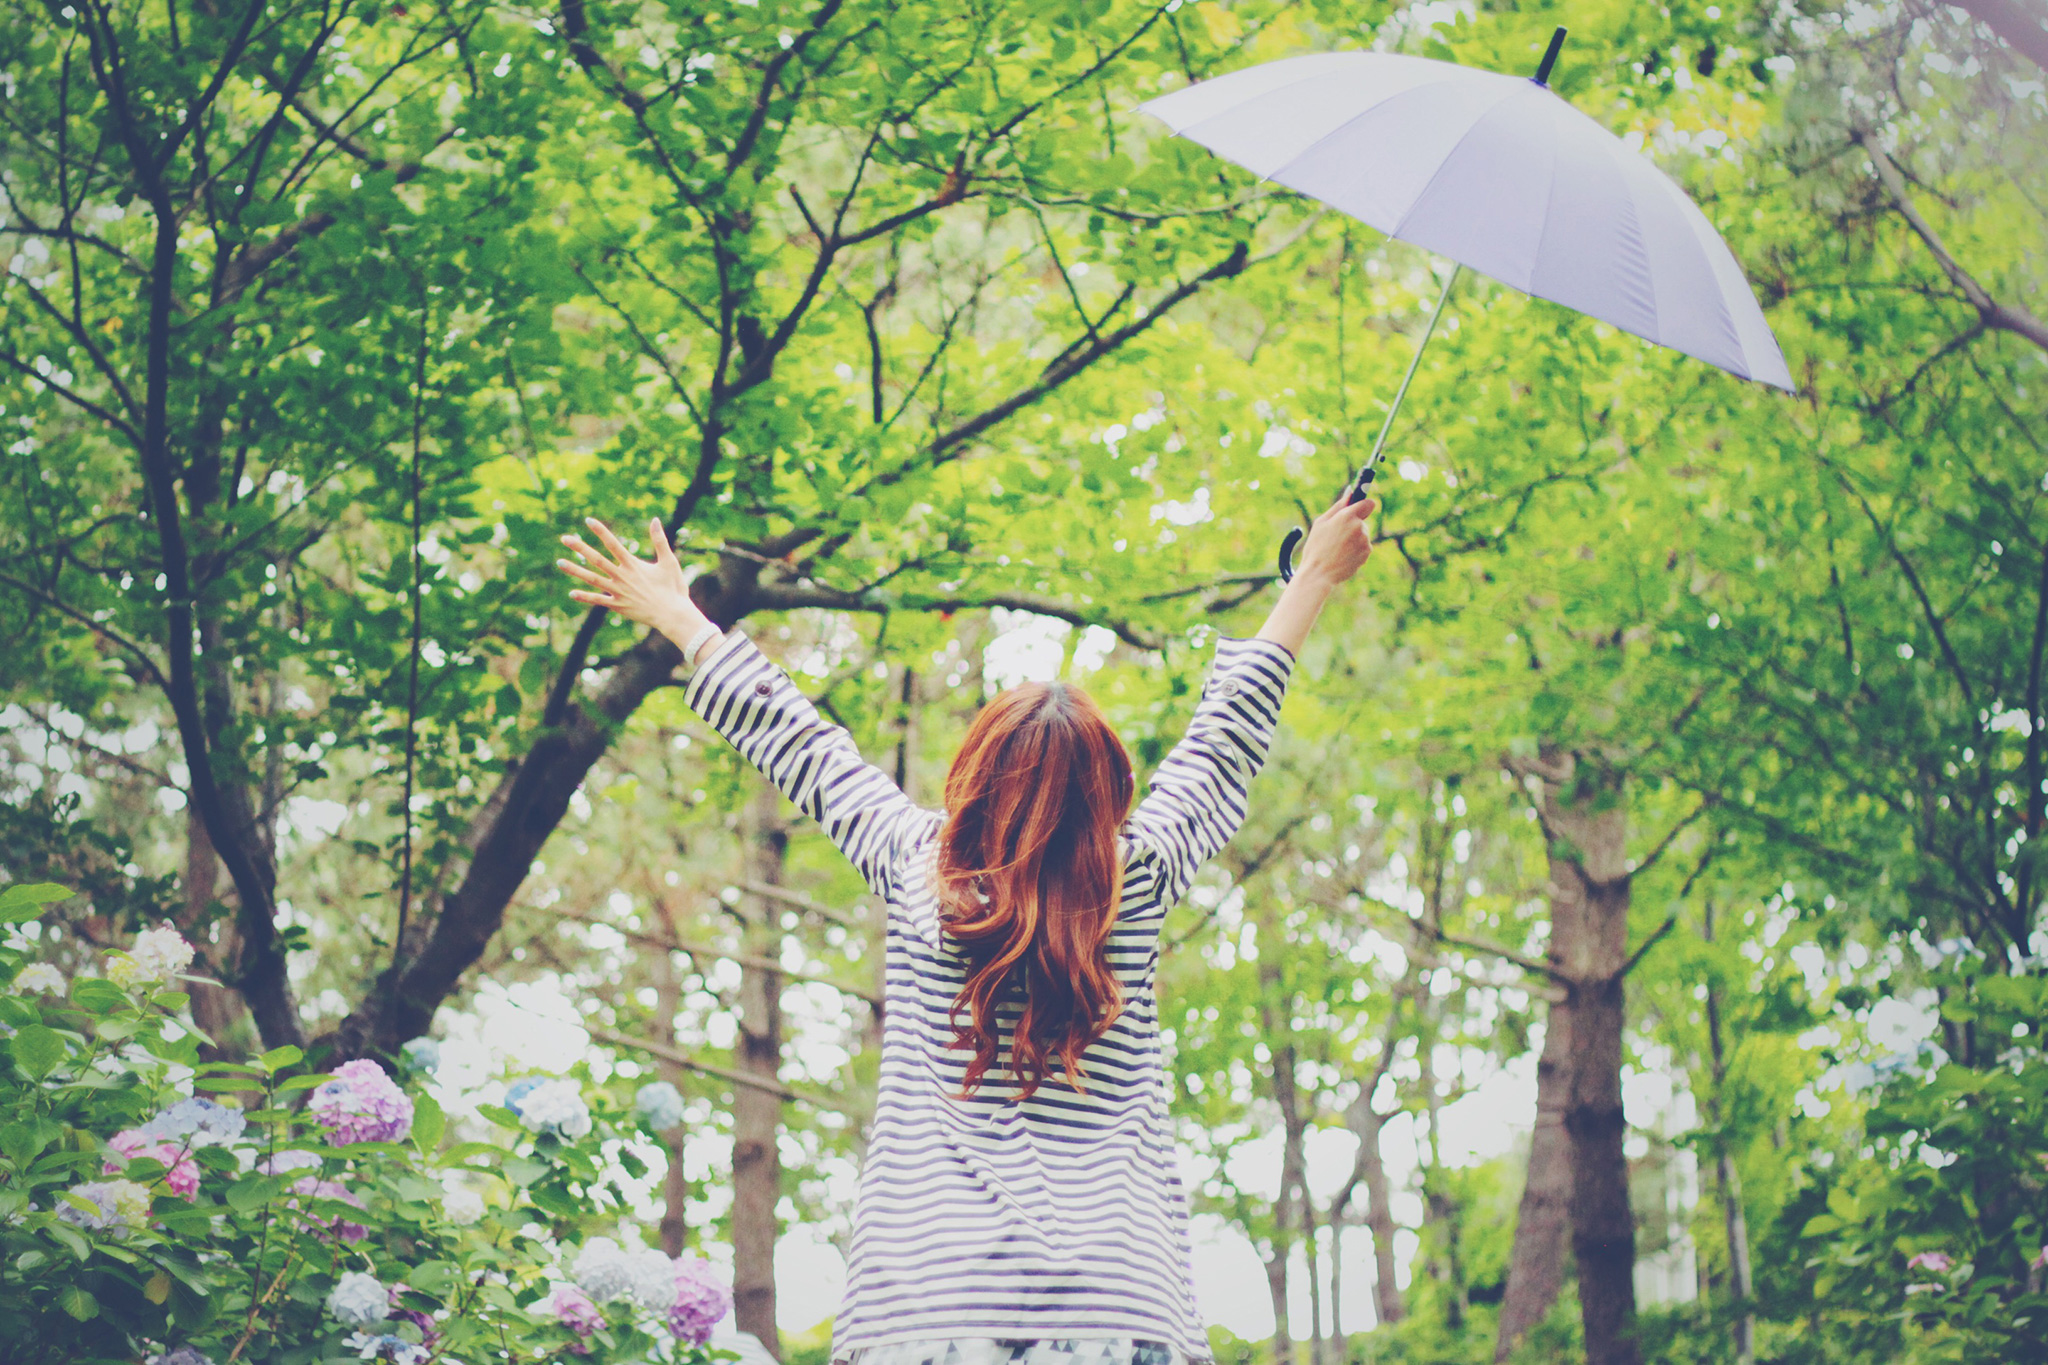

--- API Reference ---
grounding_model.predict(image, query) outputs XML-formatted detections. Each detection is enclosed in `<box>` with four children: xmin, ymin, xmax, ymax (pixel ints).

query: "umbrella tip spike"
<box><xmin>1533</xmin><ymin>27</ymin><xmax>1568</xmax><ymax>86</ymax></box>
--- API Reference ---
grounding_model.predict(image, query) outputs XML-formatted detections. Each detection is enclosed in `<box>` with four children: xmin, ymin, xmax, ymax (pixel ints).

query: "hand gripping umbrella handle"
<box><xmin>1277</xmin><ymin>469</ymin><xmax>1375</xmax><ymax>582</ymax></box>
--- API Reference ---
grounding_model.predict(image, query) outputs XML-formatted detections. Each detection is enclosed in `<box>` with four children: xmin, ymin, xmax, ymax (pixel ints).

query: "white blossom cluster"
<box><xmin>514</xmin><ymin>1078</ymin><xmax>592</xmax><ymax>1139</ymax></box>
<box><xmin>441</xmin><ymin>1184</ymin><xmax>485</xmax><ymax>1226</ymax></box>
<box><xmin>12</xmin><ymin>963</ymin><xmax>65</xmax><ymax>995</ymax></box>
<box><xmin>130</xmin><ymin>926</ymin><xmax>196</xmax><ymax>980</ymax></box>
<box><xmin>571</xmin><ymin>1237</ymin><xmax>637</xmax><ymax>1302</ymax></box>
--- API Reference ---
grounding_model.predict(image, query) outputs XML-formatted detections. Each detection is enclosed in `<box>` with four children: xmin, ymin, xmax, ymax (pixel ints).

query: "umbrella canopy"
<box><xmin>1140</xmin><ymin>49</ymin><xmax>1794</xmax><ymax>391</ymax></box>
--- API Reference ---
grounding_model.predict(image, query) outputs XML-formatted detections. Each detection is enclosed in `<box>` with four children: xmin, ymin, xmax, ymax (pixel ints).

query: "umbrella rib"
<box><xmin>1387</xmin><ymin>82</ymin><xmax>1534</xmax><ymax>244</ymax></box>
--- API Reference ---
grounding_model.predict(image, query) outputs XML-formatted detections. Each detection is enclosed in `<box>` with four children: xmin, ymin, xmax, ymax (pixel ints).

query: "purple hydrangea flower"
<box><xmin>666</xmin><ymin>1255</ymin><xmax>732</xmax><ymax>1345</ymax></box>
<box><xmin>550</xmin><ymin>1284</ymin><xmax>605</xmax><ymax>1339</ymax></box>
<box><xmin>1907</xmin><ymin>1250</ymin><xmax>1953</xmax><ymax>1274</ymax></box>
<box><xmin>258</xmin><ymin>1149</ymin><xmax>323</xmax><ymax>1175</ymax></box>
<box><xmin>289</xmin><ymin>1176</ymin><xmax>368</xmax><ymax>1241</ymax></box>
<box><xmin>388</xmin><ymin>1284</ymin><xmax>439</xmax><ymax>1347</ymax></box>
<box><xmin>310</xmin><ymin>1060</ymin><xmax>414</xmax><ymax>1145</ymax></box>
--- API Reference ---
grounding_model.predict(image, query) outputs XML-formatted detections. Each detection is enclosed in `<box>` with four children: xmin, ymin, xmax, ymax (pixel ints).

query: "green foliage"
<box><xmin>0</xmin><ymin>891</ymin><xmax>732</xmax><ymax>1365</ymax></box>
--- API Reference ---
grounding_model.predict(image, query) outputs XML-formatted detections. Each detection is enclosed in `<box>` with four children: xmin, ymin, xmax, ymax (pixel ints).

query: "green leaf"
<box><xmin>409</xmin><ymin>1259</ymin><xmax>457</xmax><ymax>1295</ymax></box>
<box><xmin>0</xmin><ymin>1121</ymin><xmax>48</xmax><ymax>1168</ymax></box>
<box><xmin>0</xmin><ymin>883</ymin><xmax>71</xmax><ymax>923</ymax></box>
<box><xmin>227</xmin><ymin>1174</ymin><xmax>287</xmax><ymax>1214</ymax></box>
<box><xmin>69</xmin><ymin>978</ymin><xmax>129</xmax><ymax>1015</ymax></box>
<box><xmin>528</xmin><ymin>1182</ymin><xmax>579</xmax><ymax>1217</ymax></box>
<box><xmin>9</xmin><ymin>1024</ymin><xmax>67</xmax><ymax>1080</ymax></box>
<box><xmin>501</xmin><ymin>1156</ymin><xmax>547</xmax><ymax>1188</ymax></box>
<box><xmin>47</xmin><ymin>1222</ymin><xmax>89</xmax><ymax>1260</ymax></box>
<box><xmin>412</xmin><ymin>1093</ymin><xmax>445</xmax><ymax>1152</ymax></box>
<box><xmin>259</xmin><ymin>1044</ymin><xmax>305</xmax><ymax>1073</ymax></box>
<box><xmin>57</xmin><ymin>1286</ymin><xmax>97</xmax><ymax>1321</ymax></box>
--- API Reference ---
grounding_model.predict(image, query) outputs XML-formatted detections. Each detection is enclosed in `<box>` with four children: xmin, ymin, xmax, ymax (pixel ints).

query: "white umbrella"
<box><xmin>1139</xmin><ymin>30</ymin><xmax>1794</xmax><ymax>577</ymax></box>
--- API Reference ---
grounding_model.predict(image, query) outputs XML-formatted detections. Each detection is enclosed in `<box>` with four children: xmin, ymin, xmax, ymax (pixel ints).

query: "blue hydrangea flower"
<box><xmin>399</xmin><ymin>1037</ymin><xmax>440</xmax><ymax>1075</ymax></box>
<box><xmin>503</xmin><ymin>1076</ymin><xmax>545</xmax><ymax>1116</ymax></box>
<box><xmin>139</xmin><ymin>1097</ymin><xmax>247</xmax><ymax>1146</ymax></box>
<box><xmin>634</xmin><ymin>1081</ymin><xmax>685</xmax><ymax>1131</ymax></box>
<box><xmin>326</xmin><ymin>1271</ymin><xmax>391</xmax><ymax>1327</ymax></box>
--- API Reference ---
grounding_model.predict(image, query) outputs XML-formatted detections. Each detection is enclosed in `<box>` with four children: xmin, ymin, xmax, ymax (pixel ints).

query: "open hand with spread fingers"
<box><xmin>556</xmin><ymin>516</ymin><xmax>724</xmax><ymax>663</ymax></box>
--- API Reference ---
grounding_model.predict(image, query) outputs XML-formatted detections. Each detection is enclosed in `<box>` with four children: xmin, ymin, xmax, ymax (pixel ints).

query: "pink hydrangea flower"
<box><xmin>309</xmin><ymin>1060</ymin><xmax>414</xmax><ymax>1145</ymax></box>
<box><xmin>290</xmin><ymin>1176</ymin><xmax>369</xmax><ymax>1242</ymax></box>
<box><xmin>104</xmin><ymin>1130</ymin><xmax>201</xmax><ymax>1199</ymax></box>
<box><xmin>2032</xmin><ymin>1245</ymin><xmax>2048</xmax><ymax>1272</ymax></box>
<box><xmin>1906</xmin><ymin>1250</ymin><xmax>1952</xmax><ymax>1274</ymax></box>
<box><xmin>548</xmin><ymin>1285</ymin><xmax>605</xmax><ymax>1354</ymax></box>
<box><xmin>666</xmin><ymin>1255</ymin><xmax>732</xmax><ymax>1345</ymax></box>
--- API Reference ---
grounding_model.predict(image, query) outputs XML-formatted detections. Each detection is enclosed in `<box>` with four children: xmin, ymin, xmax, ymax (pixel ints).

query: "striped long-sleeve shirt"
<box><xmin>683</xmin><ymin>632</ymin><xmax>1297</xmax><ymax>1362</ymax></box>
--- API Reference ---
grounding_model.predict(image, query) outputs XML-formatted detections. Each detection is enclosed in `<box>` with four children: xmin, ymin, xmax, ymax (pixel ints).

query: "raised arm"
<box><xmin>1127</xmin><ymin>493</ymin><xmax>1380</xmax><ymax>909</ymax></box>
<box><xmin>557</xmin><ymin>517</ymin><xmax>922</xmax><ymax>892</ymax></box>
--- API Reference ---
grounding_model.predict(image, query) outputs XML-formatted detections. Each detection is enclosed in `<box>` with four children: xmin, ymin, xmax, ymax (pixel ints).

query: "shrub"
<box><xmin>0</xmin><ymin>883</ymin><xmax>733</xmax><ymax>1365</ymax></box>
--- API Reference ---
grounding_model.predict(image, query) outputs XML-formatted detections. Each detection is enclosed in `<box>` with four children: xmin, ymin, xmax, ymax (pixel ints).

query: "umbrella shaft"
<box><xmin>1350</xmin><ymin>262</ymin><xmax>1461</xmax><ymax>497</ymax></box>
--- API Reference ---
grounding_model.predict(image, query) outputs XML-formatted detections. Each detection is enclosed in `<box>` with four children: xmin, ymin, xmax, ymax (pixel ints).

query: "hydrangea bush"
<box><xmin>0</xmin><ymin>885</ymin><xmax>734</xmax><ymax>1365</ymax></box>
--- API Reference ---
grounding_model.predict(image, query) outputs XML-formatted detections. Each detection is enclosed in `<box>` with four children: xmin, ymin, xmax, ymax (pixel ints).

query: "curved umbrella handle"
<box><xmin>1277</xmin><ymin>470</ymin><xmax>1376</xmax><ymax>582</ymax></box>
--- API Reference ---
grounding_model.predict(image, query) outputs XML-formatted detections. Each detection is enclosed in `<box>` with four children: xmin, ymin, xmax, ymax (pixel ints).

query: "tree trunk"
<box><xmin>1355</xmin><ymin>1101</ymin><xmax>1405</xmax><ymax>1329</ymax></box>
<box><xmin>1330</xmin><ymin>1219</ymin><xmax>1345</xmax><ymax>1347</ymax></box>
<box><xmin>1566</xmin><ymin>972</ymin><xmax>1636</xmax><ymax>1365</ymax></box>
<box><xmin>1306</xmin><ymin>1205</ymin><xmax>1325</xmax><ymax>1365</ymax></box>
<box><xmin>1494</xmin><ymin>996</ymin><xmax>1576</xmax><ymax>1361</ymax></box>
<box><xmin>1261</xmin><ymin>949</ymin><xmax>1307</xmax><ymax>1365</ymax></box>
<box><xmin>732</xmin><ymin>784</ymin><xmax>788</xmax><ymax>1356</ymax></box>
<box><xmin>654</xmin><ymin>929</ymin><xmax>690</xmax><ymax>1258</ymax></box>
<box><xmin>1538</xmin><ymin>749</ymin><xmax>1640</xmax><ymax>1365</ymax></box>
<box><xmin>181</xmin><ymin>807</ymin><xmax>248</xmax><ymax>1057</ymax></box>
<box><xmin>1704</xmin><ymin>904</ymin><xmax>1755</xmax><ymax>1365</ymax></box>
<box><xmin>1418</xmin><ymin>1036</ymin><xmax>1467</xmax><ymax>1334</ymax></box>
<box><xmin>1264</xmin><ymin>1241</ymin><xmax>1293</xmax><ymax>1365</ymax></box>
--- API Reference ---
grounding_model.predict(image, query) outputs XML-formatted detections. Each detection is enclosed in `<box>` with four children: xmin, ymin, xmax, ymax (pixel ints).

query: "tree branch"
<box><xmin>749</xmin><ymin>579</ymin><xmax>1164</xmax><ymax>650</ymax></box>
<box><xmin>1854</xmin><ymin>128</ymin><xmax>2048</xmax><ymax>354</ymax></box>
<box><xmin>587</xmin><ymin>1024</ymin><xmax>857</xmax><ymax>1112</ymax></box>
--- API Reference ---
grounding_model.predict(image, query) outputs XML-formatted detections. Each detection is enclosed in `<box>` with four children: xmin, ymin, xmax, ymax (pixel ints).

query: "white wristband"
<box><xmin>682</xmin><ymin>623</ymin><xmax>722</xmax><ymax>668</ymax></box>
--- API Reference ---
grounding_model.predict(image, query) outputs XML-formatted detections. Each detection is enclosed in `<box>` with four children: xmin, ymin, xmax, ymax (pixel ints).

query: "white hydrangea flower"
<box><xmin>572</xmin><ymin>1236</ymin><xmax>634</xmax><ymax>1302</ymax></box>
<box><xmin>623</xmin><ymin>1247</ymin><xmax>679</xmax><ymax>1312</ymax></box>
<box><xmin>516</xmin><ymin>1079</ymin><xmax>592</xmax><ymax>1139</ymax></box>
<box><xmin>441</xmin><ymin>1185</ymin><xmax>485</xmax><ymax>1226</ymax></box>
<box><xmin>325</xmin><ymin>1271</ymin><xmax>391</xmax><ymax>1327</ymax></box>
<box><xmin>129</xmin><ymin>925</ymin><xmax>196</xmax><ymax>981</ymax></box>
<box><xmin>13</xmin><ymin>963</ymin><xmax>65</xmax><ymax>995</ymax></box>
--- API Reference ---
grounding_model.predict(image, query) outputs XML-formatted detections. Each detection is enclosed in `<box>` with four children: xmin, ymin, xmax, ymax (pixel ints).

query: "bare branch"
<box><xmin>750</xmin><ymin>579</ymin><xmax>1165</xmax><ymax>650</ymax></box>
<box><xmin>736</xmin><ymin>879</ymin><xmax>867</xmax><ymax>930</ymax></box>
<box><xmin>1620</xmin><ymin>914</ymin><xmax>1678</xmax><ymax>979</ymax></box>
<box><xmin>1854</xmin><ymin>129</ymin><xmax>2048</xmax><ymax>355</ymax></box>
<box><xmin>587</xmin><ymin>1025</ymin><xmax>857</xmax><ymax>1112</ymax></box>
<box><xmin>0</xmin><ymin>571</ymin><xmax>168</xmax><ymax>689</ymax></box>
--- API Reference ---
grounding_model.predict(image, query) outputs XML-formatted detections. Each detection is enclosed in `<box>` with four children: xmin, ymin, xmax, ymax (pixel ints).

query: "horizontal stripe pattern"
<box><xmin>685</xmin><ymin>634</ymin><xmax>1295</xmax><ymax>1362</ymax></box>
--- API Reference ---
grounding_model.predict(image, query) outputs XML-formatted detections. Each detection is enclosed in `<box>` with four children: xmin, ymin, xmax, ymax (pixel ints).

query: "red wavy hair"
<box><xmin>936</xmin><ymin>681</ymin><xmax>1134</xmax><ymax>1100</ymax></box>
